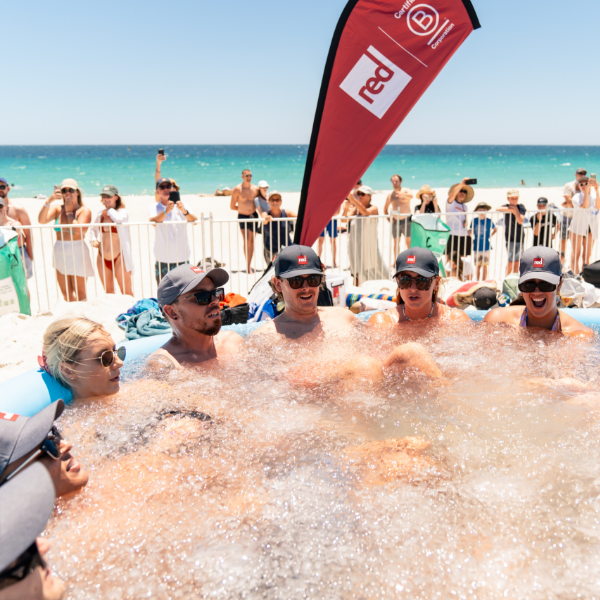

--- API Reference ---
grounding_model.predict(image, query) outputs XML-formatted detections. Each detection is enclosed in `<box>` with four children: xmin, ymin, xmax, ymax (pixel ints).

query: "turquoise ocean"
<box><xmin>1</xmin><ymin>145</ymin><xmax>600</xmax><ymax>197</ymax></box>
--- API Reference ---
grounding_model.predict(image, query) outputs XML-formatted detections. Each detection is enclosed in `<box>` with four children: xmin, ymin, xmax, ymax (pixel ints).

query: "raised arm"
<box><xmin>448</xmin><ymin>178</ymin><xmax>470</xmax><ymax>204</ymax></box>
<box><xmin>38</xmin><ymin>192</ymin><xmax>62</xmax><ymax>224</ymax></box>
<box><xmin>155</xmin><ymin>154</ymin><xmax>166</xmax><ymax>183</ymax></box>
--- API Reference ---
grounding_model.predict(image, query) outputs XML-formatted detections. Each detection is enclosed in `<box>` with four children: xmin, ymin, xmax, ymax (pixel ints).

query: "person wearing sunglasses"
<box><xmin>369</xmin><ymin>247</ymin><xmax>471</xmax><ymax>328</ymax></box>
<box><xmin>484</xmin><ymin>247</ymin><xmax>592</xmax><ymax>335</ymax></box>
<box><xmin>38</xmin><ymin>179</ymin><xmax>93</xmax><ymax>302</ymax></box>
<box><xmin>569</xmin><ymin>176</ymin><xmax>600</xmax><ymax>274</ymax></box>
<box><xmin>40</xmin><ymin>316</ymin><xmax>125</xmax><ymax>400</ymax></box>
<box><xmin>0</xmin><ymin>399</ymin><xmax>89</xmax><ymax>496</ymax></box>
<box><xmin>0</xmin><ymin>462</ymin><xmax>64</xmax><ymax>599</ymax></box>
<box><xmin>148</xmin><ymin>264</ymin><xmax>243</xmax><ymax>370</ymax></box>
<box><xmin>149</xmin><ymin>177</ymin><xmax>197</xmax><ymax>284</ymax></box>
<box><xmin>0</xmin><ymin>177</ymin><xmax>34</xmax><ymax>280</ymax></box>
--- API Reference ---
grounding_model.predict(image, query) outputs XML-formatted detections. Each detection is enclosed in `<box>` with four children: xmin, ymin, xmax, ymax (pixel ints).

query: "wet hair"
<box><xmin>395</xmin><ymin>276</ymin><xmax>443</xmax><ymax>305</ymax></box>
<box><xmin>43</xmin><ymin>316</ymin><xmax>110</xmax><ymax>388</ymax></box>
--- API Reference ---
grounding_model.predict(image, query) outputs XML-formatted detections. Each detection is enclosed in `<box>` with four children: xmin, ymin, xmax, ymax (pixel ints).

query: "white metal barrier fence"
<box><xmin>7</xmin><ymin>206</ymin><xmax>600</xmax><ymax>315</ymax></box>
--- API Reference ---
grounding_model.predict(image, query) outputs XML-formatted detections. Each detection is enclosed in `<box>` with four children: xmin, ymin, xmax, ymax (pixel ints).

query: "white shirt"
<box><xmin>446</xmin><ymin>200</ymin><xmax>468</xmax><ymax>236</ymax></box>
<box><xmin>90</xmin><ymin>208</ymin><xmax>134</xmax><ymax>273</ymax></box>
<box><xmin>148</xmin><ymin>201</ymin><xmax>190</xmax><ymax>263</ymax></box>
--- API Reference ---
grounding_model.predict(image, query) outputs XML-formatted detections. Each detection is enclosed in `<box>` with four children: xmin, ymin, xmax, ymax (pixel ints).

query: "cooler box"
<box><xmin>410</xmin><ymin>214</ymin><xmax>451</xmax><ymax>277</ymax></box>
<box><xmin>326</xmin><ymin>272</ymin><xmax>350</xmax><ymax>308</ymax></box>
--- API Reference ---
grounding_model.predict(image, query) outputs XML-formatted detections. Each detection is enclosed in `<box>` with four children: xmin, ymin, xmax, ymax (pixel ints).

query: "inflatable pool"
<box><xmin>2</xmin><ymin>310</ymin><xmax>600</xmax><ymax>417</ymax></box>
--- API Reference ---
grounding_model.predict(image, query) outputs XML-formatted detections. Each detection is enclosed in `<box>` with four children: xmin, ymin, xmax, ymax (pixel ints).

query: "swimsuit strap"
<box><xmin>520</xmin><ymin>306</ymin><xmax>562</xmax><ymax>333</ymax></box>
<box><xmin>519</xmin><ymin>307</ymin><xmax>528</xmax><ymax>328</ymax></box>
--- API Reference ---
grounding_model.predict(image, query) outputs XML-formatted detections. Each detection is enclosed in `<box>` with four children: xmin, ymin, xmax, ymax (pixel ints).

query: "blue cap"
<box><xmin>0</xmin><ymin>178</ymin><xmax>8</xmax><ymax>186</ymax></box>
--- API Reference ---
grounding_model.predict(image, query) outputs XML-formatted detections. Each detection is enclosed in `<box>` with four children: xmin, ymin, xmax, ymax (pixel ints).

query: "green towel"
<box><xmin>118</xmin><ymin>308</ymin><xmax>172</xmax><ymax>340</ymax></box>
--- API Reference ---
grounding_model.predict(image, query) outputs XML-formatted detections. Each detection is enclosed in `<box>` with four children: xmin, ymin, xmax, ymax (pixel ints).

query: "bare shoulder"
<box><xmin>217</xmin><ymin>330</ymin><xmax>244</xmax><ymax>354</ymax></box>
<box><xmin>368</xmin><ymin>308</ymin><xmax>396</xmax><ymax>327</ymax></box>
<box><xmin>145</xmin><ymin>348</ymin><xmax>183</xmax><ymax>373</ymax></box>
<box><xmin>319</xmin><ymin>306</ymin><xmax>357</xmax><ymax>324</ymax></box>
<box><xmin>483</xmin><ymin>306</ymin><xmax>522</xmax><ymax>325</ymax></box>
<box><xmin>251</xmin><ymin>320</ymin><xmax>276</xmax><ymax>337</ymax></box>
<box><xmin>443</xmin><ymin>305</ymin><xmax>472</xmax><ymax>322</ymax></box>
<box><xmin>560</xmin><ymin>311</ymin><xmax>595</xmax><ymax>337</ymax></box>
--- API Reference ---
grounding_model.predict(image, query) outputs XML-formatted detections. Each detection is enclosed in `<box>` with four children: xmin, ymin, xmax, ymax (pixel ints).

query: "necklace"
<box><xmin>402</xmin><ymin>302</ymin><xmax>435</xmax><ymax>321</ymax></box>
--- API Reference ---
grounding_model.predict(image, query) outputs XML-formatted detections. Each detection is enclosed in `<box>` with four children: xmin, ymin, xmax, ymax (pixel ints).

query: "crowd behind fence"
<box><xmin>8</xmin><ymin>206</ymin><xmax>600</xmax><ymax>315</ymax></box>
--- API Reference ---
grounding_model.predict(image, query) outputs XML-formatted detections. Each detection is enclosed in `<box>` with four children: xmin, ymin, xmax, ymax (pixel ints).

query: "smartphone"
<box><xmin>465</xmin><ymin>178</ymin><xmax>477</xmax><ymax>186</ymax></box>
<box><xmin>54</xmin><ymin>185</ymin><xmax>61</xmax><ymax>193</ymax></box>
<box><xmin>591</xmin><ymin>173</ymin><xmax>597</xmax><ymax>181</ymax></box>
<box><xmin>158</xmin><ymin>148</ymin><xmax>165</xmax><ymax>156</ymax></box>
<box><xmin>169</xmin><ymin>191</ymin><xmax>181</xmax><ymax>204</ymax></box>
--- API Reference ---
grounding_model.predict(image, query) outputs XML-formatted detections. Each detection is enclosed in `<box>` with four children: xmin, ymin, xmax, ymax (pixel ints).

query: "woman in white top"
<box><xmin>445</xmin><ymin>178</ymin><xmax>474</xmax><ymax>280</ymax></box>
<box><xmin>90</xmin><ymin>185</ymin><xmax>134</xmax><ymax>296</ymax></box>
<box><xmin>569</xmin><ymin>176</ymin><xmax>600</xmax><ymax>273</ymax></box>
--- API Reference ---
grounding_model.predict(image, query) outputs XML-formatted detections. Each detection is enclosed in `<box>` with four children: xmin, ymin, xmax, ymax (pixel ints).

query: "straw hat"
<box><xmin>416</xmin><ymin>185</ymin><xmax>436</xmax><ymax>201</ymax></box>
<box><xmin>449</xmin><ymin>183</ymin><xmax>475</xmax><ymax>203</ymax></box>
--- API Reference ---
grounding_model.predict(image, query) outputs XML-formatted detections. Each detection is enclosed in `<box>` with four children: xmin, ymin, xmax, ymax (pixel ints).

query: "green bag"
<box><xmin>0</xmin><ymin>231</ymin><xmax>31</xmax><ymax>316</ymax></box>
<box><xmin>410</xmin><ymin>214</ymin><xmax>450</xmax><ymax>277</ymax></box>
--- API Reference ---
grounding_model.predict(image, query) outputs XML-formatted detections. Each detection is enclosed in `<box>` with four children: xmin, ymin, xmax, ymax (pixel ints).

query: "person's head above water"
<box><xmin>393</xmin><ymin>248</ymin><xmax>442</xmax><ymax>317</ymax></box>
<box><xmin>0</xmin><ymin>400</ymin><xmax>89</xmax><ymax>496</ymax></box>
<box><xmin>272</xmin><ymin>245</ymin><xmax>325</xmax><ymax>317</ymax></box>
<box><xmin>158</xmin><ymin>264</ymin><xmax>229</xmax><ymax>338</ymax></box>
<box><xmin>41</xmin><ymin>316</ymin><xmax>124</xmax><ymax>400</ymax></box>
<box><xmin>0</xmin><ymin>462</ymin><xmax>65</xmax><ymax>599</ymax></box>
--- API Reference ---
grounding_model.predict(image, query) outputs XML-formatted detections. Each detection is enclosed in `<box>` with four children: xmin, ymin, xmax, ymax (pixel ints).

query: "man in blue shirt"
<box><xmin>470</xmin><ymin>202</ymin><xmax>497</xmax><ymax>281</ymax></box>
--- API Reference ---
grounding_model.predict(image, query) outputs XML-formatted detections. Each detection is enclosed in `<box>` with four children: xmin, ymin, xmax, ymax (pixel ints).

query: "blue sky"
<box><xmin>3</xmin><ymin>0</ymin><xmax>598</xmax><ymax>145</ymax></box>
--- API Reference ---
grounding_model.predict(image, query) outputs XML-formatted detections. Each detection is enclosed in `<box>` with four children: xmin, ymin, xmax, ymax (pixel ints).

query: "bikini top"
<box><xmin>99</xmin><ymin>214</ymin><xmax>118</xmax><ymax>234</ymax></box>
<box><xmin>519</xmin><ymin>307</ymin><xmax>562</xmax><ymax>333</ymax></box>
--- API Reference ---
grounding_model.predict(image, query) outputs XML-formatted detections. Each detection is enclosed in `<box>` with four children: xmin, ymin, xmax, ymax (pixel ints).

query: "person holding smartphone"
<box><xmin>414</xmin><ymin>185</ymin><xmax>440</xmax><ymax>214</ymax></box>
<box><xmin>149</xmin><ymin>178</ymin><xmax>197</xmax><ymax>284</ymax></box>
<box><xmin>569</xmin><ymin>175</ymin><xmax>600</xmax><ymax>273</ymax></box>
<box><xmin>445</xmin><ymin>178</ymin><xmax>475</xmax><ymax>280</ymax></box>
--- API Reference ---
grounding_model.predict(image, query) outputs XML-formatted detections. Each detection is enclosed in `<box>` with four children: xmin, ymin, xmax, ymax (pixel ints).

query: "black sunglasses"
<box><xmin>396</xmin><ymin>274</ymin><xmax>434</xmax><ymax>291</ymax></box>
<box><xmin>0</xmin><ymin>185</ymin><xmax>8</xmax><ymax>190</ymax></box>
<box><xmin>181</xmin><ymin>287</ymin><xmax>225</xmax><ymax>306</ymax></box>
<box><xmin>285</xmin><ymin>274</ymin><xmax>323</xmax><ymax>289</ymax></box>
<box><xmin>5</xmin><ymin>426</ymin><xmax>63</xmax><ymax>483</ymax></box>
<box><xmin>61</xmin><ymin>188</ymin><xmax>76</xmax><ymax>194</ymax></box>
<box><xmin>0</xmin><ymin>543</ymin><xmax>47</xmax><ymax>591</ymax></box>
<box><xmin>459</xmin><ymin>189</ymin><xmax>468</xmax><ymax>194</ymax></box>
<box><xmin>158</xmin><ymin>184</ymin><xmax>172</xmax><ymax>190</ymax></box>
<box><xmin>356</xmin><ymin>192</ymin><xmax>366</xmax><ymax>197</ymax></box>
<box><xmin>518</xmin><ymin>280</ymin><xmax>557</xmax><ymax>293</ymax></box>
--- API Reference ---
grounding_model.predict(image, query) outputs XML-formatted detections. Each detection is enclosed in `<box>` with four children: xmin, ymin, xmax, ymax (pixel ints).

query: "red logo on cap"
<box><xmin>190</xmin><ymin>266</ymin><xmax>204</xmax><ymax>274</ymax></box>
<box><xmin>533</xmin><ymin>258</ymin><xmax>543</xmax><ymax>268</ymax></box>
<box><xmin>297</xmin><ymin>255</ymin><xmax>308</xmax><ymax>265</ymax></box>
<box><xmin>406</xmin><ymin>255</ymin><xmax>417</xmax><ymax>264</ymax></box>
<box><xmin>0</xmin><ymin>413</ymin><xmax>19</xmax><ymax>422</ymax></box>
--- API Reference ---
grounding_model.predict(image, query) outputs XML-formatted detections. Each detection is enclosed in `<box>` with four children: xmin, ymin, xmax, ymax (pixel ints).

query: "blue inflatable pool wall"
<box><xmin>2</xmin><ymin>309</ymin><xmax>600</xmax><ymax>417</ymax></box>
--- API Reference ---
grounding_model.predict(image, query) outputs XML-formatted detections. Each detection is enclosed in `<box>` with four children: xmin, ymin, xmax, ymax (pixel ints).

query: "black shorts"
<box><xmin>238</xmin><ymin>212</ymin><xmax>260</xmax><ymax>233</ymax></box>
<box><xmin>445</xmin><ymin>235</ymin><xmax>472</xmax><ymax>258</ymax></box>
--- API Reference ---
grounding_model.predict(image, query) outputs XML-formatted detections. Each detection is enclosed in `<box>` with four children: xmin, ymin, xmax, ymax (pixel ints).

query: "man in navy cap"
<box><xmin>484</xmin><ymin>246</ymin><xmax>592</xmax><ymax>334</ymax></box>
<box><xmin>0</xmin><ymin>462</ymin><xmax>64</xmax><ymax>598</ymax></box>
<box><xmin>147</xmin><ymin>264</ymin><xmax>243</xmax><ymax>370</ymax></box>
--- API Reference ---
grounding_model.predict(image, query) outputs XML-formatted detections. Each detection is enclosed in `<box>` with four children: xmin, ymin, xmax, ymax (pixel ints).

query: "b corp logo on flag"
<box><xmin>340</xmin><ymin>46</ymin><xmax>412</xmax><ymax>119</ymax></box>
<box><xmin>407</xmin><ymin>4</ymin><xmax>440</xmax><ymax>36</ymax></box>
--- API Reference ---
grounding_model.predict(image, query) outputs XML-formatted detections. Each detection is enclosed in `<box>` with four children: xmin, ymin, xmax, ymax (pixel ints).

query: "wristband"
<box><xmin>44</xmin><ymin>203</ymin><xmax>51</xmax><ymax>208</ymax></box>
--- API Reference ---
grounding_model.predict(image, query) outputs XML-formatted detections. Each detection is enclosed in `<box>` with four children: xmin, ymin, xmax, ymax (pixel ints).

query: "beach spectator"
<box><xmin>318</xmin><ymin>206</ymin><xmax>341</xmax><ymax>268</ymax></box>
<box><xmin>414</xmin><ymin>185</ymin><xmax>440</xmax><ymax>214</ymax></box>
<box><xmin>149</xmin><ymin>178</ymin><xmax>197</xmax><ymax>284</ymax></box>
<box><xmin>559</xmin><ymin>196</ymin><xmax>574</xmax><ymax>259</ymax></box>
<box><xmin>0</xmin><ymin>197</ymin><xmax>26</xmax><ymax>258</ymax></box>
<box><xmin>38</xmin><ymin>179</ymin><xmax>93</xmax><ymax>302</ymax></box>
<box><xmin>569</xmin><ymin>176</ymin><xmax>600</xmax><ymax>273</ymax></box>
<box><xmin>255</xmin><ymin>180</ymin><xmax>270</xmax><ymax>214</ymax></box>
<box><xmin>470</xmin><ymin>202</ymin><xmax>496</xmax><ymax>281</ymax></box>
<box><xmin>0</xmin><ymin>462</ymin><xmax>64</xmax><ymax>599</ymax></box>
<box><xmin>532</xmin><ymin>197</ymin><xmax>558</xmax><ymax>248</ymax></box>
<box><xmin>90</xmin><ymin>185</ymin><xmax>133</xmax><ymax>296</ymax></box>
<box><xmin>445</xmin><ymin>179</ymin><xmax>474</xmax><ymax>280</ymax></box>
<box><xmin>384</xmin><ymin>174</ymin><xmax>414</xmax><ymax>256</ymax></box>
<box><xmin>341</xmin><ymin>180</ymin><xmax>362</xmax><ymax>232</ymax></box>
<box><xmin>230</xmin><ymin>169</ymin><xmax>260</xmax><ymax>273</ymax></box>
<box><xmin>346</xmin><ymin>185</ymin><xmax>388</xmax><ymax>284</ymax></box>
<box><xmin>154</xmin><ymin>152</ymin><xmax>182</xmax><ymax>203</ymax></box>
<box><xmin>260</xmin><ymin>191</ymin><xmax>296</xmax><ymax>263</ymax></box>
<box><xmin>497</xmin><ymin>189</ymin><xmax>526</xmax><ymax>275</ymax></box>
<box><xmin>563</xmin><ymin>167</ymin><xmax>587</xmax><ymax>204</ymax></box>
<box><xmin>0</xmin><ymin>177</ymin><xmax>34</xmax><ymax>279</ymax></box>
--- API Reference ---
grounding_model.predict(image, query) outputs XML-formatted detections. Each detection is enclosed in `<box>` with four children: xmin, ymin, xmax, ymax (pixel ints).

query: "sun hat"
<box><xmin>60</xmin><ymin>178</ymin><xmax>79</xmax><ymax>191</ymax></box>
<box><xmin>157</xmin><ymin>264</ymin><xmax>229</xmax><ymax>308</ymax></box>
<box><xmin>274</xmin><ymin>245</ymin><xmax>324</xmax><ymax>278</ymax></box>
<box><xmin>0</xmin><ymin>462</ymin><xmax>56</xmax><ymax>573</ymax></box>
<box><xmin>100</xmin><ymin>185</ymin><xmax>119</xmax><ymax>197</ymax></box>
<box><xmin>519</xmin><ymin>246</ymin><xmax>562</xmax><ymax>286</ymax></box>
<box><xmin>416</xmin><ymin>185</ymin><xmax>436</xmax><ymax>201</ymax></box>
<box><xmin>258</xmin><ymin>180</ymin><xmax>269</xmax><ymax>188</ymax></box>
<box><xmin>537</xmin><ymin>197</ymin><xmax>548</xmax><ymax>205</ymax></box>
<box><xmin>268</xmin><ymin>191</ymin><xmax>282</xmax><ymax>201</ymax></box>
<box><xmin>449</xmin><ymin>183</ymin><xmax>475</xmax><ymax>203</ymax></box>
<box><xmin>0</xmin><ymin>400</ymin><xmax>64</xmax><ymax>479</ymax></box>
<box><xmin>474</xmin><ymin>202</ymin><xmax>491</xmax><ymax>211</ymax></box>
<box><xmin>357</xmin><ymin>185</ymin><xmax>373</xmax><ymax>196</ymax></box>
<box><xmin>394</xmin><ymin>247</ymin><xmax>439</xmax><ymax>278</ymax></box>
<box><xmin>507</xmin><ymin>189</ymin><xmax>520</xmax><ymax>198</ymax></box>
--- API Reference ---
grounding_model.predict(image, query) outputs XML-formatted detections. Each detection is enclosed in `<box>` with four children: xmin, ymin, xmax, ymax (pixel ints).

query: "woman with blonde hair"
<box><xmin>38</xmin><ymin>179</ymin><xmax>93</xmax><ymax>302</ymax></box>
<box><xmin>90</xmin><ymin>184</ymin><xmax>134</xmax><ymax>296</ymax></box>
<box><xmin>39</xmin><ymin>315</ymin><xmax>125</xmax><ymax>400</ymax></box>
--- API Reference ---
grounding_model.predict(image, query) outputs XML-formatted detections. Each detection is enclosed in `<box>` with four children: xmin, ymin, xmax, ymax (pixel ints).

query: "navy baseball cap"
<box><xmin>157</xmin><ymin>264</ymin><xmax>229</xmax><ymax>308</ymax></box>
<box><xmin>274</xmin><ymin>245</ymin><xmax>324</xmax><ymax>278</ymax></box>
<box><xmin>0</xmin><ymin>400</ymin><xmax>64</xmax><ymax>479</ymax></box>
<box><xmin>156</xmin><ymin>178</ymin><xmax>172</xmax><ymax>189</ymax></box>
<box><xmin>0</xmin><ymin>462</ymin><xmax>56</xmax><ymax>573</ymax></box>
<box><xmin>537</xmin><ymin>197</ymin><xmax>548</xmax><ymax>205</ymax></box>
<box><xmin>519</xmin><ymin>246</ymin><xmax>562</xmax><ymax>285</ymax></box>
<box><xmin>394</xmin><ymin>248</ymin><xmax>439</xmax><ymax>278</ymax></box>
<box><xmin>0</xmin><ymin>178</ymin><xmax>7</xmax><ymax>186</ymax></box>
